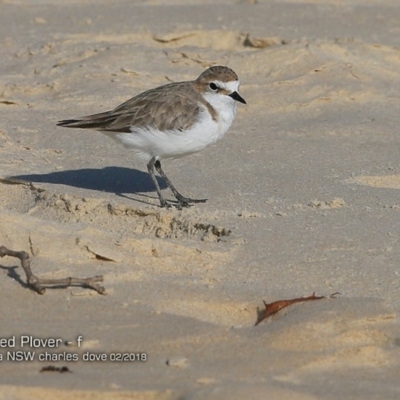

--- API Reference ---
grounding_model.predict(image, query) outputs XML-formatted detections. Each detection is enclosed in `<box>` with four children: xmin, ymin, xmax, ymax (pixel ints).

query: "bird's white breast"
<box><xmin>102</xmin><ymin>94</ymin><xmax>237</xmax><ymax>161</ymax></box>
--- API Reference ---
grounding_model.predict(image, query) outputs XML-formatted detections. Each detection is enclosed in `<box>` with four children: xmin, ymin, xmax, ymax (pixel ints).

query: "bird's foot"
<box><xmin>159</xmin><ymin>199</ymin><xmax>187</xmax><ymax>210</ymax></box>
<box><xmin>159</xmin><ymin>196</ymin><xmax>207</xmax><ymax>209</ymax></box>
<box><xmin>175</xmin><ymin>196</ymin><xmax>207</xmax><ymax>208</ymax></box>
<box><xmin>159</xmin><ymin>199</ymin><xmax>173</xmax><ymax>209</ymax></box>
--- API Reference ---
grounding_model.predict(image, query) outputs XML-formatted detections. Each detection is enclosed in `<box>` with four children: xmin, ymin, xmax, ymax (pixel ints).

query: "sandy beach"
<box><xmin>1</xmin><ymin>0</ymin><xmax>400</xmax><ymax>398</ymax></box>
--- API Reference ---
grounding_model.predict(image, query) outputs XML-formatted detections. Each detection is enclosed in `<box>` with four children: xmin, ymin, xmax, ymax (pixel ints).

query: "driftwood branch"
<box><xmin>0</xmin><ymin>245</ymin><xmax>105</xmax><ymax>295</ymax></box>
<box><xmin>255</xmin><ymin>292</ymin><xmax>340</xmax><ymax>326</ymax></box>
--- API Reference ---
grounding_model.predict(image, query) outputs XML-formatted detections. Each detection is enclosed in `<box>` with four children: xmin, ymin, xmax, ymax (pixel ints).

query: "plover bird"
<box><xmin>57</xmin><ymin>66</ymin><xmax>246</xmax><ymax>208</ymax></box>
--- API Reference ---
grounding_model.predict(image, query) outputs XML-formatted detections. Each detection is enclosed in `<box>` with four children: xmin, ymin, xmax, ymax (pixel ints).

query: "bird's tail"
<box><xmin>57</xmin><ymin>111</ymin><xmax>113</xmax><ymax>130</ymax></box>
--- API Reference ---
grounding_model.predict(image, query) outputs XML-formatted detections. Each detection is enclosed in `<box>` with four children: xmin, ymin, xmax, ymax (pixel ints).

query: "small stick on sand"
<box><xmin>0</xmin><ymin>245</ymin><xmax>105</xmax><ymax>295</ymax></box>
<box><xmin>40</xmin><ymin>365</ymin><xmax>72</xmax><ymax>373</ymax></box>
<box><xmin>255</xmin><ymin>292</ymin><xmax>340</xmax><ymax>326</ymax></box>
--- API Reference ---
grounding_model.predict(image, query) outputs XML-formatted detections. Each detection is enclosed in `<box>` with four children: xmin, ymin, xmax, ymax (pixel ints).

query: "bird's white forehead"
<box><xmin>214</xmin><ymin>80</ymin><xmax>240</xmax><ymax>93</ymax></box>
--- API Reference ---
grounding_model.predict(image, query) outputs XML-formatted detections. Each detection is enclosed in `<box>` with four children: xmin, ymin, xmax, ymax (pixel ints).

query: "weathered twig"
<box><xmin>255</xmin><ymin>292</ymin><xmax>340</xmax><ymax>326</ymax></box>
<box><xmin>40</xmin><ymin>365</ymin><xmax>72</xmax><ymax>373</ymax></box>
<box><xmin>0</xmin><ymin>245</ymin><xmax>105</xmax><ymax>295</ymax></box>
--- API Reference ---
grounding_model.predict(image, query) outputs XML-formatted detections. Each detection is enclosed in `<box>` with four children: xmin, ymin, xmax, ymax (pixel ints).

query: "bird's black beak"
<box><xmin>229</xmin><ymin>91</ymin><xmax>246</xmax><ymax>104</ymax></box>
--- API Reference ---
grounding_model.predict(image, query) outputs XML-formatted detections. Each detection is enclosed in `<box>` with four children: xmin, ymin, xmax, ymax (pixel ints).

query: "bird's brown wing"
<box><xmin>57</xmin><ymin>82</ymin><xmax>203</xmax><ymax>133</ymax></box>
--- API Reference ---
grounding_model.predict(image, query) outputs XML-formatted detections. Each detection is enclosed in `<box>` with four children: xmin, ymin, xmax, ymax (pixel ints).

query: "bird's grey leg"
<box><xmin>154</xmin><ymin>160</ymin><xmax>207</xmax><ymax>208</ymax></box>
<box><xmin>147</xmin><ymin>157</ymin><xmax>171</xmax><ymax>208</ymax></box>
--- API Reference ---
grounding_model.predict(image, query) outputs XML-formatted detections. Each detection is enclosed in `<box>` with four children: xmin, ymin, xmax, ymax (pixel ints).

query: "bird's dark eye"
<box><xmin>209</xmin><ymin>82</ymin><xmax>218</xmax><ymax>91</ymax></box>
